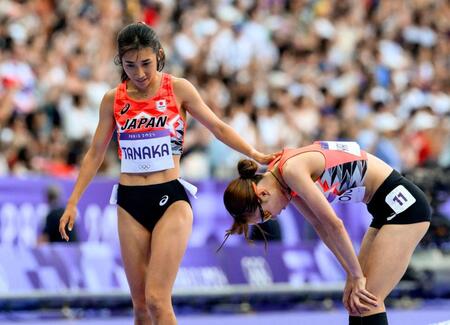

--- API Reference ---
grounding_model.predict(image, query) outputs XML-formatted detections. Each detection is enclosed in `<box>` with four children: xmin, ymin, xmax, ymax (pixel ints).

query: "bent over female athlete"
<box><xmin>222</xmin><ymin>140</ymin><xmax>431</xmax><ymax>325</ymax></box>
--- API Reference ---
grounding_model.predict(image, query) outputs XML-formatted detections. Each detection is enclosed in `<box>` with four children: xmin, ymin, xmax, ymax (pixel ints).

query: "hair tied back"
<box><xmin>237</xmin><ymin>159</ymin><xmax>258</xmax><ymax>179</ymax></box>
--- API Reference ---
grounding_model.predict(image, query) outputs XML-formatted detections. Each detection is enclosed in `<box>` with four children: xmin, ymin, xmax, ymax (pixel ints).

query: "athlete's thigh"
<box><xmin>146</xmin><ymin>201</ymin><xmax>193</xmax><ymax>294</ymax></box>
<box><xmin>363</xmin><ymin>222</ymin><xmax>429</xmax><ymax>300</ymax></box>
<box><xmin>358</xmin><ymin>227</ymin><xmax>378</xmax><ymax>270</ymax></box>
<box><xmin>117</xmin><ymin>206</ymin><xmax>151</xmax><ymax>301</ymax></box>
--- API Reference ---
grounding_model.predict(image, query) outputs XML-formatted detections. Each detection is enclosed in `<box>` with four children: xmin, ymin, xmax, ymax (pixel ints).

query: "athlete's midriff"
<box><xmin>119</xmin><ymin>156</ymin><xmax>181</xmax><ymax>186</ymax></box>
<box><xmin>363</xmin><ymin>153</ymin><xmax>394</xmax><ymax>204</ymax></box>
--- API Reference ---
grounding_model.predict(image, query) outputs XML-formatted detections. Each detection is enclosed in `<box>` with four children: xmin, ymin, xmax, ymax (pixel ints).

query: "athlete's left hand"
<box><xmin>251</xmin><ymin>150</ymin><xmax>281</xmax><ymax>165</ymax></box>
<box><xmin>347</xmin><ymin>276</ymin><xmax>378</xmax><ymax>314</ymax></box>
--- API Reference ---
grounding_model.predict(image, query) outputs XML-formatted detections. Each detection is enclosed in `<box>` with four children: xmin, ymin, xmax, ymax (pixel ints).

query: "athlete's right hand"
<box><xmin>251</xmin><ymin>150</ymin><xmax>281</xmax><ymax>165</ymax></box>
<box><xmin>59</xmin><ymin>204</ymin><xmax>77</xmax><ymax>241</ymax></box>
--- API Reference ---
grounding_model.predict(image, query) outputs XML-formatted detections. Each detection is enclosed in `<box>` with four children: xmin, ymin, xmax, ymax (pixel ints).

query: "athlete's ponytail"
<box><xmin>218</xmin><ymin>159</ymin><xmax>268</xmax><ymax>252</ymax></box>
<box><xmin>237</xmin><ymin>159</ymin><xmax>258</xmax><ymax>179</ymax></box>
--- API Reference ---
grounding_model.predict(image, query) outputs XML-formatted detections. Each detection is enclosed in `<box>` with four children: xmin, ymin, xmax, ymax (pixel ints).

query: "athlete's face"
<box><xmin>247</xmin><ymin>181</ymin><xmax>290</xmax><ymax>225</ymax></box>
<box><xmin>122</xmin><ymin>47</ymin><xmax>158</xmax><ymax>90</ymax></box>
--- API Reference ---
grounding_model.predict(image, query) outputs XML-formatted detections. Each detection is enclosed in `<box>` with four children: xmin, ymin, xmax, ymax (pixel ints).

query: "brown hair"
<box><xmin>114</xmin><ymin>22</ymin><xmax>166</xmax><ymax>82</ymax></box>
<box><xmin>218</xmin><ymin>159</ymin><xmax>268</xmax><ymax>252</ymax></box>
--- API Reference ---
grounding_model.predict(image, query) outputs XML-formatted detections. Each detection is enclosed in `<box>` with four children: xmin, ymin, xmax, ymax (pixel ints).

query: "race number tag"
<box><xmin>385</xmin><ymin>185</ymin><xmax>416</xmax><ymax>214</ymax></box>
<box><xmin>109</xmin><ymin>184</ymin><xmax>118</xmax><ymax>204</ymax></box>
<box><xmin>120</xmin><ymin>129</ymin><xmax>174</xmax><ymax>173</ymax></box>
<box><xmin>319</xmin><ymin>141</ymin><xmax>361</xmax><ymax>157</ymax></box>
<box><xmin>331</xmin><ymin>186</ymin><xmax>366</xmax><ymax>204</ymax></box>
<box><xmin>178</xmin><ymin>178</ymin><xmax>198</xmax><ymax>198</ymax></box>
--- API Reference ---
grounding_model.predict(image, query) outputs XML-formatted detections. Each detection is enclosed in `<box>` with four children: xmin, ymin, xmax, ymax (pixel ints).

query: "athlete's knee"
<box><xmin>146</xmin><ymin>290</ymin><xmax>172</xmax><ymax>317</ymax></box>
<box><xmin>132</xmin><ymin>301</ymin><xmax>150</xmax><ymax>321</ymax></box>
<box><xmin>364</xmin><ymin>277</ymin><xmax>388</xmax><ymax>303</ymax></box>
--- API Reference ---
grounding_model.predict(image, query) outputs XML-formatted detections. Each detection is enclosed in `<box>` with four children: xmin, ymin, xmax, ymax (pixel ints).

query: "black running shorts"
<box><xmin>117</xmin><ymin>179</ymin><xmax>191</xmax><ymax>232</ymax></box>
<box><xmin>367</xmin><ymin>170</ymin><xmax>431</xmax><ymax>229</ymax></box>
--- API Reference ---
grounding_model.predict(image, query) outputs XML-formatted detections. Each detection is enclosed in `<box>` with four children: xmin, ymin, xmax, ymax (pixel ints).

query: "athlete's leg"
<box><xmin>346</xmin><ymin>227</ymin><xmax>379</xmax><ymax>322</ymax></box>
<box><xmin>360</xmin><ymin>222</ymin><xmax>430</xmax><ymax>316</ymax></box>
<box><xmin>117</xmin><ymin>206</ymin><xmax>152</xmax><ymax>325</ymax></box>
<box><xmin>358</xmin><ymin>227</ymin><xmax>379</xmax><ymax>271</ymax></box>
<box><xmin>145</xmin><ymin>201</ymin><xmax>193</xmax><ymax>324</ymax></box>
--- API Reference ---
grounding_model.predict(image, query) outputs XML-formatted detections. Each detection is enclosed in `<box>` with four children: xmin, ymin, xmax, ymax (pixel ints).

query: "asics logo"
<box><xmin>159</xmin><ymin>195</ymin><xmax>169</xmax><ymax>206</ymax></box>
<box><xmin>120</xmin><ymin>103</ymin><xmax>131</xmax><ymax>115</ymax></box>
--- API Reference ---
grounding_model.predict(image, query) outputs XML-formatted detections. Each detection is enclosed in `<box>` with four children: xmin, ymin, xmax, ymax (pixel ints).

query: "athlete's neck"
<box><xmin>269</xmin><ymin>169</ymin><xmax>292</xmax><ymax>201</ymax></box>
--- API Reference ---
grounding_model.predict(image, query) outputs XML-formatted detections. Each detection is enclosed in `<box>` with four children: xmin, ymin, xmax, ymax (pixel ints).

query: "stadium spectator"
<box><xmin>0</xmin><ymin>0</ymin><xmax>448</xmax><ymax>178</ymax></box>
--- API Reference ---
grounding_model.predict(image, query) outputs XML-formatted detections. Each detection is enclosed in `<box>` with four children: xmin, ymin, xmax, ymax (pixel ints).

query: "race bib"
<box><xmin>319</xmin><ymin>141</ymin><xmax>361</xmax><ymax>157</ymax></box>
<box><xmin>385</xmin><ymin>185</ymin><xmax>416</xmax><ymax>214</ymax></box>
<box><xmin>120</xmin><ymin>129</ymin><xmax>174</xmax><ymax>173</ymax></box>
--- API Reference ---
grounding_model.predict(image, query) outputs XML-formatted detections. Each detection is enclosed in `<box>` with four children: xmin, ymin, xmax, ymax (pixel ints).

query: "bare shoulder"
<box><xmin>100</xmin><ymin>88</ymin><xmax>117</xmax><ymax>106</ymax></box>
<box><xmin>172</xmin><ymin>76</ymin><xmax>197</xmax><ymax>96</ymax></box>
<box><xmin>283</xmin><ymin>151</ymin><xmax>325</xmax><ymax>181</ymax></box>
<box><xmin>102</xmin><ymin>88</ymin><xmax>117</xmax><ymax>102</ymax></box>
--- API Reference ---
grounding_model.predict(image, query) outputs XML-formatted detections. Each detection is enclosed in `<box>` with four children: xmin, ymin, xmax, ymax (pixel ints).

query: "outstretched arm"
<box><xmin>174</xmin><ymin>77</ymin><xmax>277</xmax><ymax>164</ymax></box>
<box><xmin>59</xmin><ymin>90</ymin><xmax>116</xmax><ymax>240</ymax></box>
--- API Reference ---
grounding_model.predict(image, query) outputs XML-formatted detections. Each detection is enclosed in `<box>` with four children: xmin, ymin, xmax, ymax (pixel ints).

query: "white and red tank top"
<box><xmin>269</xmin><ymin>141</ymin><xmax>368</xmax><ymax>203</ymax></box>
<box><xmin>113</xmin><ymin>73</ymin><xmax>186</xmax><ymax>173</ymax></box>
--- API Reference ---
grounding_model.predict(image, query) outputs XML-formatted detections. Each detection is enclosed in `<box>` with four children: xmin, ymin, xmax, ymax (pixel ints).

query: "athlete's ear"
<box><xmin>259</xmin><ymin>189</ymin><xmax>271</xmax><ymax>200</ymax></box>
<box><xmin>252</xmin><ymin>182</ymin><xmax>270</xmax><ymax>200</ymax></box>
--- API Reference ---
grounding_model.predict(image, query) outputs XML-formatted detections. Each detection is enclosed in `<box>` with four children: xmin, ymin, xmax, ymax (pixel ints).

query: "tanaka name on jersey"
<box><xmin>120</xmin><ymin>115</ymin><xmax>168</xmax><ymax>131</ymax></box>
<box><xmin>121</xmin><ymin>144</ymin><xmax>170</xmax><ymax>160</ymax></box>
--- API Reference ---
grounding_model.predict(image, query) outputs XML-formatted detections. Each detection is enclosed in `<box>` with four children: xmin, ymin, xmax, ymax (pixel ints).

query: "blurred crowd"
<box><xmin>0</xmin><ymin>0</ymin><xmax>449</xmax><ymax>180</ymax></box>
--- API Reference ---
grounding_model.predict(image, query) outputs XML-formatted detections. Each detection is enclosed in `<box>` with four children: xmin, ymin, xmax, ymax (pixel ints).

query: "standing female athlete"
<box><xmin>59</xmin><ymin>22</ymin><xmax>276</xmax><ymax>325</ymax></box>
<box><xmin>222</xmin><ymin>140</ymin><xmax>431</xmax><ymax>325</ymax></box>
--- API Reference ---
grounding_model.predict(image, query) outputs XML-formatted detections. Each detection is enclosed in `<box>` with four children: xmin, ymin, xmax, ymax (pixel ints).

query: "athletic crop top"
<box><xmin>113</xmin><ymin>73</ymin><xmax>186</xmax><ymax>173</ymax></box>
<box><xmin>269</xmin><ymin>141</ymin><xmax>368</xmax><ymax>203</ymax></box>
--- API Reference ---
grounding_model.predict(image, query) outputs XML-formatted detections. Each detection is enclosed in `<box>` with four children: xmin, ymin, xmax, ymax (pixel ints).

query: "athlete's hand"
<box><xmin>59</xmin><ymin>204</ymin><xmax>77</xmax><ymax>242</ymax></box>
<box><xmin>346</xmin><ymin>276</ymin><xmax>378</xmax><ymax>315</ymax></box>
<box><xmin>343</xmin><ymin>277</ymin><xmax>353</xmax><ymax>313</ymax></box>
<box><xmin>251</xmin><ymin>150</ymin><xmax>281</xmax><ymax>165</ymax></box>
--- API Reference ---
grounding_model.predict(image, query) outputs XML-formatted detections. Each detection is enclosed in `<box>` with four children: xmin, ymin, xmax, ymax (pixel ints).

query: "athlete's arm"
<box><xmin>59</xmin><ymin>89</ymin><xmax>116</xmax><ymax>240</ymax></box>
<box><xmin>283</xmin><ymin>156</ymin><xmax>363</xmax><ymax>278</ymax></box>
<box><xmin>172</xmin><ymin>77</ymin><xmax>276</xmax><ymax>164</ymax></box>
<box><xmin>291</xmin><ymin>196</ymin><xmax>351</xmax><ymax>274</ymax></box>
<box><xmin>283</xmin><ymin>157</ymin><xmax>378</xmax><ymax>313</ymax></box>
<box><xmin>291</xmin><ymin>196</ymin><xmax>377</xmax><ymax>313</ymax></box>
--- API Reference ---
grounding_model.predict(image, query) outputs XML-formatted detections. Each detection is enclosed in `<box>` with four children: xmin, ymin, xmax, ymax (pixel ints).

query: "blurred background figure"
<box><xmin>38</xmin><ymin>184</ymin><xmax>78</xmax><ymax>244</ymax></box>
<box><xmin>250</xmin><ymin>219</ymin><xmax>283</xmax><ymax>242</ymax></box>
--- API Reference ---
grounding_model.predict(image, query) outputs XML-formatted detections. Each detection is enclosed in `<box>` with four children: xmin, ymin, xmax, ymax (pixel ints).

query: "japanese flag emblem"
<box><xmin>155</xmin><ymin>99</ymin><xmax>167</xmax><ymax>112</ymax></box>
